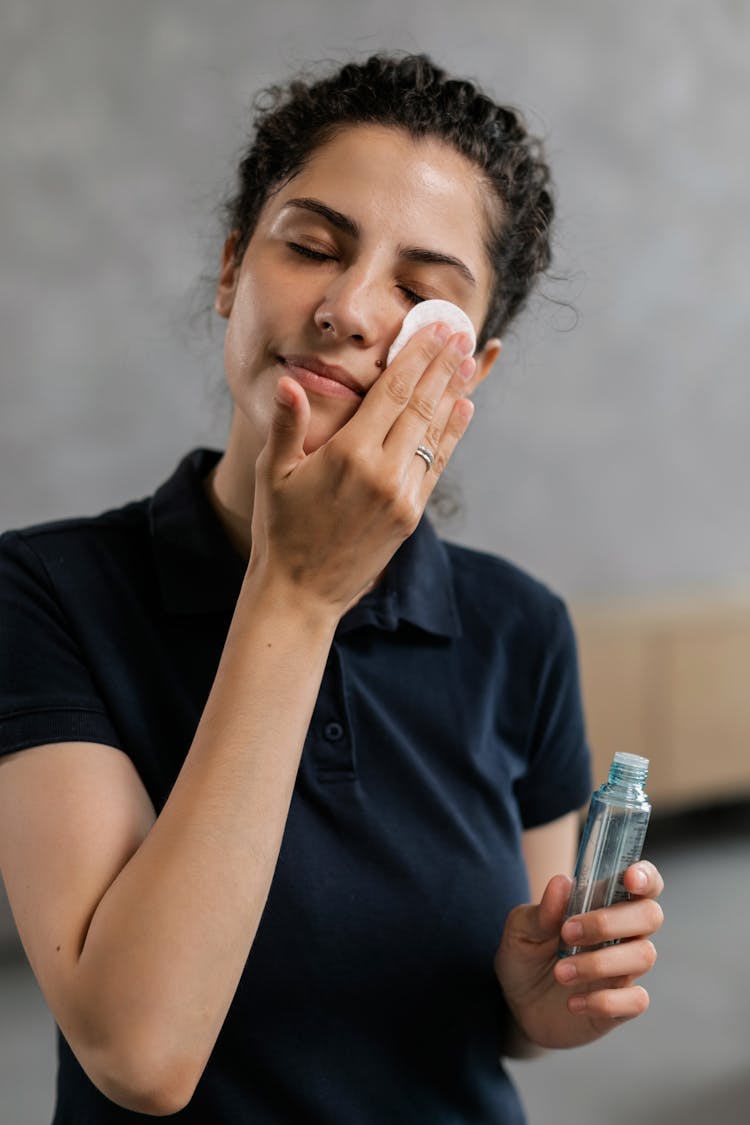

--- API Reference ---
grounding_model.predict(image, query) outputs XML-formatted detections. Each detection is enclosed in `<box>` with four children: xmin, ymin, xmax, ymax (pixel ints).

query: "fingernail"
<box><xmin>557</xmin><ymin>959</ymin><xmax>577</xmax><ymax>984</ymax></box>
<box><xmin>452</xmin><ymin>332</ymin><xmax>474</xmax><ymax>358</ymax></box>
<box><xmin>458</xmin><ymin>357</ymin><xmax>476</xmax><ymax>381</ymax></box>
<box><xmin>563</xmin><ymin>920</ymin><xmax>583</xmax><ymax>944</ymax></box>
<box><xmin>632</xmin><ymin>866</ymin><xmax>648</xmax><ymax>890</ymax></box>
<box><xmin>433</xmin><ymin>322</ymin><xmax>451</xmax><ymax>344</ymax></box>
<box><xmin>569</xmin><ymin>995</ymin><xmax>587</xmax><ymax>1014</ymax></box>
<box><xmin>275</xmin><ymin>380</ymin><xmax>296</xmax><ymax>406</ymax></box>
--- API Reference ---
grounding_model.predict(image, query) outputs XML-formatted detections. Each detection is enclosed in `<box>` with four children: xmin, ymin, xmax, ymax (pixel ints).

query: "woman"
<box><xmin>0</xmin><ymin>54</ymin><xmax>663</xmax><ymax>1123</ymax></box>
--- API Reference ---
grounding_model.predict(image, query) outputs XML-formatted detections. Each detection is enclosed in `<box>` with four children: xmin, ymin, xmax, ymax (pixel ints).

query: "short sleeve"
<box><xmin>514</xmin><ymin>596</ymin><xmax>592</xmax><ymax>828</ymax></box>
<box><xmin>0</xmin><ymin>530</ymin><xmax>121</xmax><ymax>756</ymax></box>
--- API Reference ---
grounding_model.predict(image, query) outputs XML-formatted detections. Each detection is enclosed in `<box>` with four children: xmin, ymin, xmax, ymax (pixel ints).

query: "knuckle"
<box><xmin>384</xmin><ymin>472</ymin><xmax>407</xmax><ymax>504</ymax></box>
<box><xmin>608</xmin><ymin>993</ymin><xmax>626</xmax><ymax>1020</ymax></box>
<box><xmin>436</xmin><ymin>349</ymin><xmax>459</xmax><ymax>378</ymax></box>
<box><xmin>363</xmin><ymin>467</ymin><xmax>388</xmax><ymax>499</ymax></box>
<box><xmin>394</xmin><ymin>494</ymin><xmax>421</xmax><ymax>532</ymax></box>
<box><xmin>595</xmin><ymin>907</ymin><xmax>617</xmax><ymax>940</ymax></box>
<box><xmin>407</xmin><ymin>394</ymin><xmax>436</xmax><ymax>424</ymax></box>
<box><xmin>353</xmin><ymin>446</ymin><xmax>379</xmax><ymax>480</ymax></box>
<box><xmin>595</xmin><ymin>990</ymin><xmax>619</xmax><ymax>1020</ymax></box>
<box><xmin>586</xmin><ymin>949</ymin><xmax>611</xmax><ymax>980</ymax></box>
<box><xmin>384</xmin><ymin>373</ymin><xmax>412</xmax><ymax>406</ymax></box>
<box><xmin>424</xmin><ymin>422</ymin><xmax>443</xmax><ymax>449</ymax></box>
<box><xmin>330</xmin><ymin>442</ymin><xmax>363</xmax><ymax>481</ymax></box>
<box><xmin>414</xmin><ymin>338</ymin><xmax>439</xmax><ymax>369</ymax></box>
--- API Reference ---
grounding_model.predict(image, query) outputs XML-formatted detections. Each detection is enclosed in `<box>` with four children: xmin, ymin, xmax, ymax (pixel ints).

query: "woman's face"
<box><xmin>215</xmin><ymin>124</ymin><xmax>500</xmax><ymax>459</ymax></box>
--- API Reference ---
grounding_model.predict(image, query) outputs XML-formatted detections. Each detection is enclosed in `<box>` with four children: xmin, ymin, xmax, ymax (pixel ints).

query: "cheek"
<box><xmin>223</xmin><ymin>319</ymin><xmax>260</xmax><ymax>392</ymax></box>
<box><xmin>225</xmin><ymin>268</ymin><xmax>312</xmax><ymax>363</ymax></box>
<box><xmin>222</xmin><ymin>276</ymin><xmax>271</xmax><ymax>381</ymax></box>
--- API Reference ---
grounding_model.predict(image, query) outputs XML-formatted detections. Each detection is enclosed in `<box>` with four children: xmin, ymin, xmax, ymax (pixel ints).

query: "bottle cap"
<box><xmin>613</xmin><ymin>752</ymin><xmax>649</xmax><ymax>771</ymax></box>
<box><xmin>610</xmin><ymin>752</ymin><xmax>649</xmax><ymax>786</ymax></box>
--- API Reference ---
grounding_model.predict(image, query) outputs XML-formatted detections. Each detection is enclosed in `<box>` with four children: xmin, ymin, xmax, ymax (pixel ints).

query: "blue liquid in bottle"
<box><xmin>559</xmin><ymin>752</ymin><xmax>651</xmax><ymax>958</ymax></box>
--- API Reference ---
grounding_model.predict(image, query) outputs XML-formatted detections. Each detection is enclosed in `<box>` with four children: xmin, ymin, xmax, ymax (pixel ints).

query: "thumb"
<box><xmin>537</xmin><ymin>873</ymin><xmax>573</xmax><ymax>938</ymax></box>
<box><xmin>515</xmin><ymin>874</ymin><xmax>572</xmax><ymax>945</ymax></box>
<box><xmin>263</xmin><ymin>375</ymin><xmax>310</xmax><ymax>478</ymax></box>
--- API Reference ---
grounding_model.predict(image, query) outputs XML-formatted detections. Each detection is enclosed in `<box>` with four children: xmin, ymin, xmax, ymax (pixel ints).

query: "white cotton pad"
<box><xmin>386</xmin><ymin>299</ymin><xmax>476</xmax><ymax>367</ymax></box>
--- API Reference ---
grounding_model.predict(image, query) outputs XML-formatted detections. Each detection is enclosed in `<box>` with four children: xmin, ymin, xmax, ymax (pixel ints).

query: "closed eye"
<box><xmin>289</xmin><ymin>242</ymin><xmax>425</xmax><ymax>305</ymax></box>
<box><xmin>398</xmin><ymin>285</ymin><xmax>425</xmax><ymax>306</ymax></box>
<box><xmin>287</xmin><ymin>242</ymin><xmax>336</xmax><ymax>262</ymax></box>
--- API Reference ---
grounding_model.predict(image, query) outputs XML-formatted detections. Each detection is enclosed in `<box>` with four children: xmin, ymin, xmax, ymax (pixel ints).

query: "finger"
<box><xmin>623</xmin><ymin>860</ymin><xmax>664</xmax><ymax>899</ymax></box>
<box><xmin>561</xmin><ymin>896</ymin><xmax>664</xmax><ymax>949</ymax></box>
<box><xmin>568</xmin><ymin>984</ymin><xmax>650</xmax><ymax>1021</ymax></box>
<box><xmin>506</xmin><ymin>874</ymin><xmax>572</xmax><ymax>945</ymax></box>
<box><xmin>555</xmin><ymin>938</ymin><xmax>658</xmax><ymax>988</ymax></box>
<box><xmin>413</xmin><ymin>397</ymin><xmax>474</xmax><ymax>487</ymax></box>
<box><xmin>412</xmin><ymin>355</ymin><xmax>478</xmax><ymax>470</ymax></box>
<box><xmin>384</xmin><ymin>332</ymin><xmax>475</xmax><ymax>457</ymax></box>
<box><xmin>351</xmin><ymin>322</ymin><xmax>470</xmax><ymax>442</ymax></box>
<box><xmin>261</xmin><ymin>375</ymin><xmax>311</xmax><ymax>480</ymax></box>
<box><xmin>536</xmin><ymin>873</ymin><xmax>573</xmax><ymax>938</ymax></box>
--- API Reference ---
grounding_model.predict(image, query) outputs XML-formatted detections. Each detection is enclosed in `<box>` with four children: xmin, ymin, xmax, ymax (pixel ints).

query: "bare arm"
<box><xmin>0</xmin><ymin>323</ymin><xmax>475</xmax><ymax>1115</ymax></box>
<box><xmin>521</xmin><ymin>811</ymin><xmax>579</xmax><ymax>906</ymax></box>
<box><xmin>0</xmin><ymin>579</ymin><xmax>337</xmax><ymax>1114</ymax></box>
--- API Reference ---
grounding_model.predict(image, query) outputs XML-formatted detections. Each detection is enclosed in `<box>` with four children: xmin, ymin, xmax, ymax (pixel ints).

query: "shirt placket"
<box><xmin>310</xmin><ymin>641</ymin><xmax>356</xmax><ymax>782</ymax></box>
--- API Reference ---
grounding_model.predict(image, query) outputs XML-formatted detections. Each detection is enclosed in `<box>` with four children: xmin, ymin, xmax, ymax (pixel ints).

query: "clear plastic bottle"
<box><xmin>559</xmin><ymin>752</ymin><xmax>651</xmax><ymax>958</ymax></box>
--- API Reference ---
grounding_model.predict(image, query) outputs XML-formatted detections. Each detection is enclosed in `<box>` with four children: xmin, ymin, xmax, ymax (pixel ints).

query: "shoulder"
<box><xmin>438</xmin><ymin>540</ymin><xmax>591</xmax><ymax>822</ymax></box>
<box><xmin>1</xmin><ymin>499</ymin><xmax>152</xmax><ymax>593</ymax></box>
<box><xmin>3</xmin><ymin>500</ymin><xmax>150</xmax><ymax>549</ymax></box>
<box><xmin>0</xmin><ymin>447</ymin><xmax>231</xmax><ymax>624</ymax></box>
<box><xmin>0</xmin><ymin>446</ymin><xmax>220</xmax><ymax>591</ymax></box>
<box><xmin>441</xmin><ymin>539</ymin><xmax>571</xmax><ymax>643</ymax></box>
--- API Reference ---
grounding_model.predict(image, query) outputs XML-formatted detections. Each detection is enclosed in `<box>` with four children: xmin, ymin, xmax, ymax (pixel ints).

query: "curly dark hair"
<box><xmin>221</xmin><ymin>53</ymin><xmax>555</xmax><ymax>349</ymax></box>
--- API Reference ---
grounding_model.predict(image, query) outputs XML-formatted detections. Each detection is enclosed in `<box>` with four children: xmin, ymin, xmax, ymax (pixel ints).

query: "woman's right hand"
<box><xmin>248</xmin><ymin>322</ymin><xmax>476</xmax><ymax>616</ymax></box>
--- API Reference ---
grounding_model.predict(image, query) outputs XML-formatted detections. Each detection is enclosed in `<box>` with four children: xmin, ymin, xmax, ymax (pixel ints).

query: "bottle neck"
<box><xmin>605</xmin><ymin>754</ymin><xmax>649</xmax><ymax>800</ymax></box>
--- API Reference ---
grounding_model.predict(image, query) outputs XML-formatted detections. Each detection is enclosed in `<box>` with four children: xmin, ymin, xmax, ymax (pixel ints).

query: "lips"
<box><xmin>280</xmin><ymin>354</ymin><xmax>366</xmax><ymax>398</ymax></box>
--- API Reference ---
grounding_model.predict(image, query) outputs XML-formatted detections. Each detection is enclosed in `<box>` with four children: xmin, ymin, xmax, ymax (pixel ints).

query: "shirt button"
<box><xmin>324</xmin><ymin>721</ymin><xmax>344</xmax><ymax>742</ymax></box>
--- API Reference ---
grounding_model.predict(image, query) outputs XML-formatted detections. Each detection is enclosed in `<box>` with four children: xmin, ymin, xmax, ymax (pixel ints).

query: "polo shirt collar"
<box><xmin>150</xmin><ymin>448</ymin><xmax>461</xmax><ymax>638</ymax></box>
<box><xmin>150</xmin><ymin>448</ymin><xmax>245</xmax><ymax>615</ymax></box>
<box><xmin>337</xmin><ymin>514</ymin><xmax>461</xmax><ymax>639</ymax></box>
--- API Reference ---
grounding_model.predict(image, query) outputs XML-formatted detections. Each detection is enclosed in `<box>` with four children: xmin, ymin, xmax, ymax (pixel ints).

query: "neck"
<box><xmin>203</xmin><ymin>416</ymin><xmax>259</xmax><ymax>560</ymax></box>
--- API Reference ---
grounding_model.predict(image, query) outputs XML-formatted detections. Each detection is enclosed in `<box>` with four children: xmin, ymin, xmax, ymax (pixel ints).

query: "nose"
<box><xmin>313</xmin><ymin>266</ymin><xmax>392</xmax><ymax>349</ymax></box>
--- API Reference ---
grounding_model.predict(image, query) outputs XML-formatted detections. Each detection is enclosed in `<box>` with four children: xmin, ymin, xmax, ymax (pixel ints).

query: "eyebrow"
<box><xmin>284</xmin><ymin>198</ymin><xmax>359</xmax><ymax>239</ymax></box>
<box><xmin>283</xmin><ymin>197</ymin><xmax>477</xmax><ymax>288</ymax></box>
<box><xmin>397</xmin><ymin>247</ymin><xmax>476</xmax><ymax>288</ymax></box>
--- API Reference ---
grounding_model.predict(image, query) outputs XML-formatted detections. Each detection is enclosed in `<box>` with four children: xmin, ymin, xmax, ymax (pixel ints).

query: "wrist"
<box><xmin>238</xmin><ymin>558</ymin><xmax>342</xmax><ymax>640</ymax></box>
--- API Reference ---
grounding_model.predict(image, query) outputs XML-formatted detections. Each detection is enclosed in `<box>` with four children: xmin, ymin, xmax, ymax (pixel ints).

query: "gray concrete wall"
<box><xmin>2</xmin><ymin>0</ymin><xmax>748</xmax><ymax>600</ymax></box>
<box><xmin>1</xmin><ymin>2</ymin><xmax>749</xmax><ymax>950</ymax></box>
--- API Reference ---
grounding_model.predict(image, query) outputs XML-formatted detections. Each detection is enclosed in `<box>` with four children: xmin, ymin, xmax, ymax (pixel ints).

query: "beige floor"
<box><xmin>2</xmin><ymin>804</ymin><xmax>749</xmax><ymax>1124</ymax></box>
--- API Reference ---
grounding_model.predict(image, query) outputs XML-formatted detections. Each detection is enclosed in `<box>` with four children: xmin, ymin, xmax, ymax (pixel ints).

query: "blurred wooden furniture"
<box><xmin>572</xmin><ymin>593</ymin><xmax>750</xmax><ymax>811</ymax></box>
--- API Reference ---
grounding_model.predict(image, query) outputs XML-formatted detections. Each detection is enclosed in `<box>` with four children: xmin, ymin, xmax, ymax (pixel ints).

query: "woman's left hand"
<box><xmin>494</xmin><ymin>862</ymin><xmax>664</xmax><ymax>1050</ymax></box>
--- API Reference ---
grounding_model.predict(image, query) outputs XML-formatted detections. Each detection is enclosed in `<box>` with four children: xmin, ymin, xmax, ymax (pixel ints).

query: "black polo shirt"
<box><xmin>0</xmin><ymin>448</ymin><xmax>591</xmax><ymax>1124</ymax></box>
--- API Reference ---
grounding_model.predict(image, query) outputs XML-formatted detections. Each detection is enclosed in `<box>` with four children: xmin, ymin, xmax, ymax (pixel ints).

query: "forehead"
<box><xmin>269</xmin><ymin>125</ymin><xmax>494</xmax><ymax>287</ymax></box>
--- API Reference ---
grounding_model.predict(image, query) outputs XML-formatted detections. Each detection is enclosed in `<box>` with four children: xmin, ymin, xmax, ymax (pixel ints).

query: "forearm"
<box><xmin>74</xmin><ymin>568</ymin><xmax>338</xmax><ymax>1099</ymax></box>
